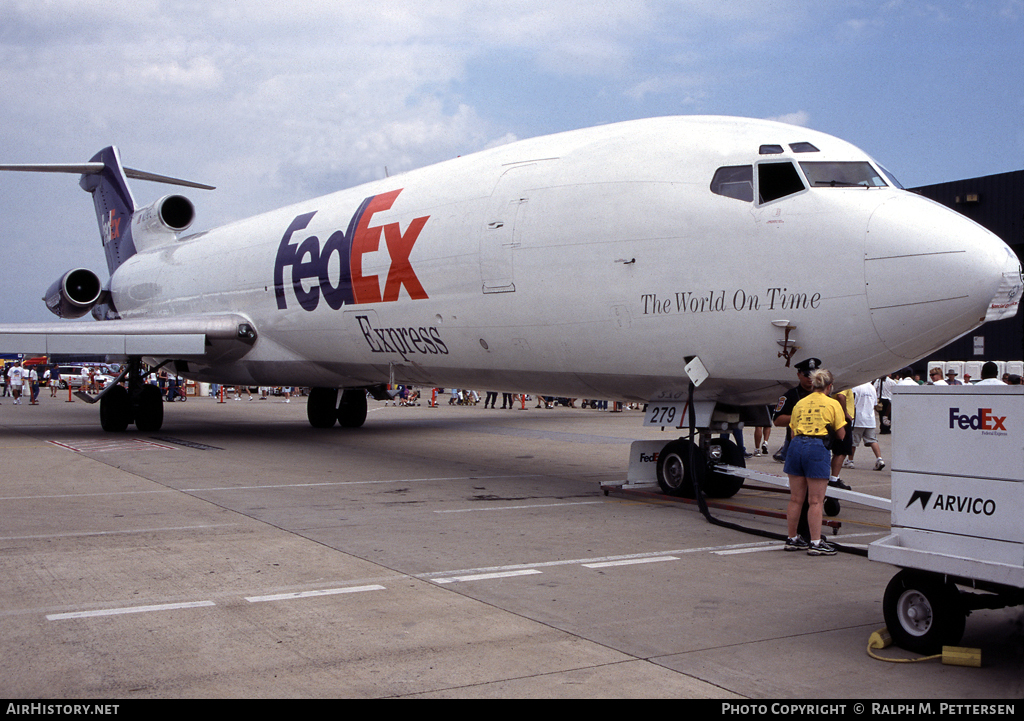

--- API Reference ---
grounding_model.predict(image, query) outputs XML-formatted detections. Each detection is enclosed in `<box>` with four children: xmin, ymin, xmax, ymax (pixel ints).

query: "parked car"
<box><xmin>56</xmin><ymin>365</ymin><xmax>115</xmax><ymax>390</ymax></box>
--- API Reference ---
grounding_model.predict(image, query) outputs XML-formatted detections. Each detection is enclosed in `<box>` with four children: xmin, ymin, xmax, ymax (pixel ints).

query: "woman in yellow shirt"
<box><xmin>783</xmin><ymin>369</ymin><xmax>847</xmax><ymax>556</ymax></box>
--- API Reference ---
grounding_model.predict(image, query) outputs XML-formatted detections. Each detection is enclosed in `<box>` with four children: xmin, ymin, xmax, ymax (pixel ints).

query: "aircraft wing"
<box><xmin>0</xmin><ymin>314</ymin><xmax>255</xmax><ymax>356</ymax></box>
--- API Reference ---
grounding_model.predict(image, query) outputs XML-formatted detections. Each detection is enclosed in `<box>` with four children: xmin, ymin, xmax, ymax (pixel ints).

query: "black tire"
<box><xmin>337</xmin><ymin>389</ymin><xmax>367</xmax><ymax>428</ymax></box>
<box><xmin>307</xmin><ymin>387</ymin><xmax>339</xmax><ymax>428</ymax></box>
<box><xmin>656</xmin><ymin>439</ymin><xmax>705</xmax><ymax>498</ymax></box>
<box><xmin>134</xmin><ymin>384</ymin><xmax>164</xmax><ymax>432</ymax></box>
<box><xmin>824</xmin><ymin>497</ymin><xmax>841</xmax><ymax>517</ymax></box>
<box><xmin>883</xmin><ymin>570</ymin><xmax>965</xmax><ymax>655</ymax></box>
<box><xmin>100</xmin><ymin>385</ymin><xmax>130</xmax><ymax>433</ymax></box>
<box><xmin>704</xmin><ymin>438</ymin><xmax>745</xmax><ymax>498</ymax></box>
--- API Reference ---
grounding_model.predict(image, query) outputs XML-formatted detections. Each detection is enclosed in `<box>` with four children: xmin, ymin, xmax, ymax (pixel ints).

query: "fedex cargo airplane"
<box><xmin>1</xmin><ymin>116</ymin><xmax>1020</xmax><ymax>495</ymax></box>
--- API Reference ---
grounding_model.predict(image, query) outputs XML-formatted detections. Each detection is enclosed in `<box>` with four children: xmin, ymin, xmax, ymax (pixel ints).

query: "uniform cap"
<box><xmin>794</xmin><ymin>358</ymin><xmax>822</xmax><ymax>374</ymax></box>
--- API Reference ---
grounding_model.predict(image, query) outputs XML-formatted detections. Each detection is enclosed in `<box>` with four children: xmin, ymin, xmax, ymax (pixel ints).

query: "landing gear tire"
<box><xmin>100</xmin><ymin>385</ymin><xmax>130</xmax><ymax>432</ymax></box>
<box><xmin>882</xmin><ymin>570</ymin><xmax>965</xmax><ymax>655</ymax></box>
<box><xmin>656</xmin><ymin>439</ymin><xmax>705</xmax><ymax>498</ymax></box>
<box><xmin>134</xmin><ymin>384</ymin><xmax>164</xmax><ymax>432</ymax></box>
<box><xmin>307</xmin><ymin>387</ymin><xmax>339</xmax><ymax>428</ymax></box>
<box><xmin>704</xmin><ymin>438</ymin><xmax>745</xmax><ymax>498</ymax></box>
<box><xmin>337</xmin><ymin>389</ymin><xmax>367</xmax><ymax>428</ymax></box>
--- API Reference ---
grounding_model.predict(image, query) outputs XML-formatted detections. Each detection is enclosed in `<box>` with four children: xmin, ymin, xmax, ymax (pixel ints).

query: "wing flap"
<box><xmin>0</xmin><ymin>314</ymin><xmax>253</xmax><ymax>356</ymax></box>
<box><xmin>0</xmin><ymin>333</ymin><xmax>206</xmax><ymax>355</ymax></box>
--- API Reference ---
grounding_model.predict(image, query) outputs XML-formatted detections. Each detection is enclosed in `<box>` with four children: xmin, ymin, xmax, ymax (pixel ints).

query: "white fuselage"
<box><xmin>108</xmin><ymin>117</ymin><xmax>1021</xmax><ymax>404</ymax></box>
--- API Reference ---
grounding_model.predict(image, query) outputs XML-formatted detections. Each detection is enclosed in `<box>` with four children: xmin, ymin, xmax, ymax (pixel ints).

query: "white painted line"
<box><xmin>582</xmin><ymin>556</ymin><xmax>679</xmax><ymax>569</ymax></box>
<box><xmin>246</xmin><ymin>585</ymin><xmax>385</xmax><ymax>603</ymax></box>
<box><xmin>713</xmin><ymin>545</ymin><xmax>781</xmax><ymax>555</ymax></box>
<box><xmin>435</xmin><ymin>501</ymin><xmax>603</xmax><ymax>514</ymax></box>
<box><xmin>48</xmin><ymin>439</ymin><xmax>178</xmax><ymax>453</ymax></box>
<box><xmin>47</xmin><ymin>600</ymin><xmax>215</xmax><ymax>621</ymax></box>
<box><xmin>433</xmin><ymin>569</ymin><xmax>543</xmax><ymax>584</ymax></box>
<box><xmin>415</xmin><ymin>542</ymin><xmax>794</xmax><ymax>581</ymax></box>
<box><xmin>712</xmin><ymin>534</ymin><xmax>880</xmax><ymax>555</ymax></box>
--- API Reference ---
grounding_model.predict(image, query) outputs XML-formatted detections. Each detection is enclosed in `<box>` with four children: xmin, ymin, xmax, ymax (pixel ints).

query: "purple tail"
<box><xmin>79</xmin><ymin>147</ymin><xmax>139</xmax><ymax>275</ymax></box>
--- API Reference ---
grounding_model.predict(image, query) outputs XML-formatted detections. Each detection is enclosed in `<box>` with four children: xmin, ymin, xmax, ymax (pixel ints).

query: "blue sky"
<box><xmin>0</xmin><ymin>0</ymin><xmax>1022</xmax><ymax>322</ymax></box>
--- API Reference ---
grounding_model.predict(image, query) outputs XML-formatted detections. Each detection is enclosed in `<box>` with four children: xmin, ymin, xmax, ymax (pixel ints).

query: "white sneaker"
<box><xmin>874</xmin><ymin>458</ymin><xmax>886</xmax><ymax>471</ymax></box>
<box><xmin>842</xmin><ymin>459</ymin><xmax>854</xmax><ymax>469</ymax></box>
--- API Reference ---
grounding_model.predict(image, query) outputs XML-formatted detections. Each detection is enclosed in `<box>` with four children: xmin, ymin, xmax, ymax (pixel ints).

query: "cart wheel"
<box><xmin>824</xmin><ymin>497</ymin><xmax>841</xmax><ymax>517</ymax></box>
<box><xmin>882</xmin><ymin>570</ymin><xmax>965</xmax><ymax>655</ymax></box>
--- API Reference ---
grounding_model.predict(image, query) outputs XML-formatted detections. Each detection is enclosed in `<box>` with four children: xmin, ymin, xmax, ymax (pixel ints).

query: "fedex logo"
<box><xmin>101</xmin><ymin>209</ymin><xmax>121</xmax><ymax>246</ymax></box>
<box><xmin>275</xmin><ymin>189</ymin><xmax>429</xmax><ymax>311</ymax></box>
<box><xmin>948</xmin><ymin>407</ymin><xmax>1007</xmax><ymax>432</ymax></box>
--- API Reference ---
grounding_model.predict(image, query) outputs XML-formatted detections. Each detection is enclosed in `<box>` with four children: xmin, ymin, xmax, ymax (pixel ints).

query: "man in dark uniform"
<box><xmin>772</xmin><ymin>357</ymin><xmax>820</xmax><ymax>462</ymax></box>
<box><xmin>772</xmin><ymin>357</ymin><xmax>821</xmax><ymax>543</ymax></box>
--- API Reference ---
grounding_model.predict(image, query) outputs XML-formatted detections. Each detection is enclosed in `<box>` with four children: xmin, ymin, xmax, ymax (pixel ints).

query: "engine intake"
<box><xmin>131</xmin><ymin>194</ymin><xmax>196</xmax><ymax>251</ymax></box>
<box><xmin>45</xmin><ymin>268</ymin><xmax>103</xmax><ymax>318</ymax></box>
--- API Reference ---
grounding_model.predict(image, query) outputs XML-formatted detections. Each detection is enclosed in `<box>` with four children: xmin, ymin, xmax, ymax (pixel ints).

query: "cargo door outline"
<box><xmin>481</xmin><ymin>166</ymin><xmax>533</xmax><ymax>294</ymax></box>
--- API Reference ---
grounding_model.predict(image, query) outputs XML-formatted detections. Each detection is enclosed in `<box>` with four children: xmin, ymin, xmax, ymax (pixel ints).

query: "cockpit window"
<box><xmin>800</xmin><ymin>161</ymin><xmax>887</xmax><ymax>188</ymax></box>
<box><xmin>789</xmin><ymin>142</ymin><xmax>819</xmax><ymax>153</ymax></box>
<box><xmin>879</xmin><ymin>165</ymin><xmax>904</xmax><ymax>190</ymax></box>
<box><xmin>711</xmin><ymin>165</ymin><xmax>753</xmax><ymax>202</ymax></box>
<box><xmin>758</xmin><ymin>162</ymin><xmax>805</xmax><ymax>204</ymax></box>
<box><xmin>759</xmin><ymin>144</ymin><xmax>784</xmax><ymax>155</ymax></box>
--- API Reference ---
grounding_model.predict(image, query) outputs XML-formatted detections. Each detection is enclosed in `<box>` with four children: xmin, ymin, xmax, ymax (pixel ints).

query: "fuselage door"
<box><xmin>482</xmin><ymin>198</ymin><xmax>525</xmax><ymax>293</ymax></box>
<box><xmin>481</xmin><ymin>164</ymin><xmax>537</xmax><ymax>294</ymax></box>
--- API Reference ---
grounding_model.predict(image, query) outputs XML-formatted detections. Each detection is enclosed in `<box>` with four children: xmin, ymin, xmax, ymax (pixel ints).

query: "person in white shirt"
<box><xmin>975</xmin><ymin>361</ymin><xmax>1007</xmax><ymax>385</ymax></box>
<box><xmin>927</xmin><ymin>368</ymin><xmax>948</xmax><ymax>385</ymax></box>
<box><xmin>895</xmin><ymin>367</ymin><xmax>918</xmax><ymax>386</ymax></box>
<box><xmin>846</xmin><ymin>382</ymin><xmax>885</xmax><ymax>471</ymax></box>
<box><xmin>8</xmin><ymin>362</ymin><xmax>24</xmax><ymax>405</ymax></box>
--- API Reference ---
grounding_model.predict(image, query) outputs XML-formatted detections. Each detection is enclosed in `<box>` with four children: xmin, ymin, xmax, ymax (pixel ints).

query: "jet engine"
<box><xmin>44</xmin><ymin>268</ymin><xmax>103</xmax><ymax>318</ymax></box>
<box><xmin>130</xmin><ymin>194</ymin><xmax>195</xmax><ymax>252</ymax></box>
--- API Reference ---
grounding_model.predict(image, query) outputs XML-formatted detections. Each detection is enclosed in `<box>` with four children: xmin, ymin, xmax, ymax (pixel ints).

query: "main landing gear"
<box><xmin>306</xmin><ymin>387</ymin><xmax>368</xmax><ymax>429</ymax></box>
<box><xmin>99</xmin><ymin>357</ymin><xmax>164</xmax><ymax>432</ymax></box>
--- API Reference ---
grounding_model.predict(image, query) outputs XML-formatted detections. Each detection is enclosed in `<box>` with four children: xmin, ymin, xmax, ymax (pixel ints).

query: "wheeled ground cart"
<box><xmin>868</xmin><ymin>385</ymin><xmax>1023</xmax><ymax>654</ymax></box>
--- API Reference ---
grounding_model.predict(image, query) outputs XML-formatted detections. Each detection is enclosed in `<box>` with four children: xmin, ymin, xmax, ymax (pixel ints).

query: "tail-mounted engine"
<box><xmin>130</xmin><ymin>194</ymin><xmax>195</xmax><ymax>252</ymax></box>
<box><xmin>44</xmin><ymin>268</ymin><xmax>103</xmax><ymax>318</ymax></box>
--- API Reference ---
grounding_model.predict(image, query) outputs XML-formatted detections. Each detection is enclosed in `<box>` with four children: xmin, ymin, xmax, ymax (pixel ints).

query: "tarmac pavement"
<box><xmin>0</xmin><ymin>392</ymin><xmax>1020</xmax><ymax>699</ymax></box>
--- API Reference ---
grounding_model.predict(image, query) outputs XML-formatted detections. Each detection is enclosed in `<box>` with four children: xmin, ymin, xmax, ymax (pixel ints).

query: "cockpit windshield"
<box><xmin>800</xmin><ymin>162</ymin><xmax>887</xmax><ymax>188</ymax></box>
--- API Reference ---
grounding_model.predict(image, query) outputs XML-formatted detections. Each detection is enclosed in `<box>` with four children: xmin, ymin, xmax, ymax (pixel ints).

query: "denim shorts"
<box><xmin>783</xmin><ymin>435</ymin><xmax>831</xmax><ymax>479</ymax></box>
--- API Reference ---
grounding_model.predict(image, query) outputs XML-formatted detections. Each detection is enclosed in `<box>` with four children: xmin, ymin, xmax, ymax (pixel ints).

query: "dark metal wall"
<box><xmin>911</xmin><ymin>170</ymin><xmax>1023</xmax><ymax>364</ymax></box>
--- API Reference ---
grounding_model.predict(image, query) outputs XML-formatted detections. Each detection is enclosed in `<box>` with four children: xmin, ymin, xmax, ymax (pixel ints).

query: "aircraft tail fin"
<box><xmin>0</xmin><ymin>147</ymin><xmax>214</xmax><ymax>275</ymax></box>
<box><xmin>79</xmin><ymin>147</ymin><xmax>139</xmax><ymax>274</ymax></box>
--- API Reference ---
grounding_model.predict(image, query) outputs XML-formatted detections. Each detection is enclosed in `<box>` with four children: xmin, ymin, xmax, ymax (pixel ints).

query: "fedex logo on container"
<box><xmin>275</xmin><ymin>189</ymin><xmax>429</xmax><ymax>311</ymax></box>
<box><xmin>948</xmin><ymin>407</ymin><xmax>1008</xmax><ymax>433</ymax></box>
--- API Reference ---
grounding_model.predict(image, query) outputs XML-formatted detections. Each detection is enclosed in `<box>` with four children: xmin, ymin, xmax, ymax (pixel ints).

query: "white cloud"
<box><xmin>766</xmin><ymin>111</ymin><xmax>812</xmax><ymax>128</ymax></box>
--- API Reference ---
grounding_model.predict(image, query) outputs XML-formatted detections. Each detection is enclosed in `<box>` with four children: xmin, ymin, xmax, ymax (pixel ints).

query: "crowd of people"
<box><xmin>0</xmin><ymin>360</ymin><xmax>41</xmax><ymax>405</ymax></box>
<box><xmin>435</xmin><ymin>389</ymin><xmax>637</xmax><ymax>411</ymax></box>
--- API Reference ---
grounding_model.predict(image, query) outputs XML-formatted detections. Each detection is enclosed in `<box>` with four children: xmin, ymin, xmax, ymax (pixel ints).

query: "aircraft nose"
<box><xmin>865</xmin><ymin>195</ymin><xmax>1021</xmax><ymax>360</ymax></box>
